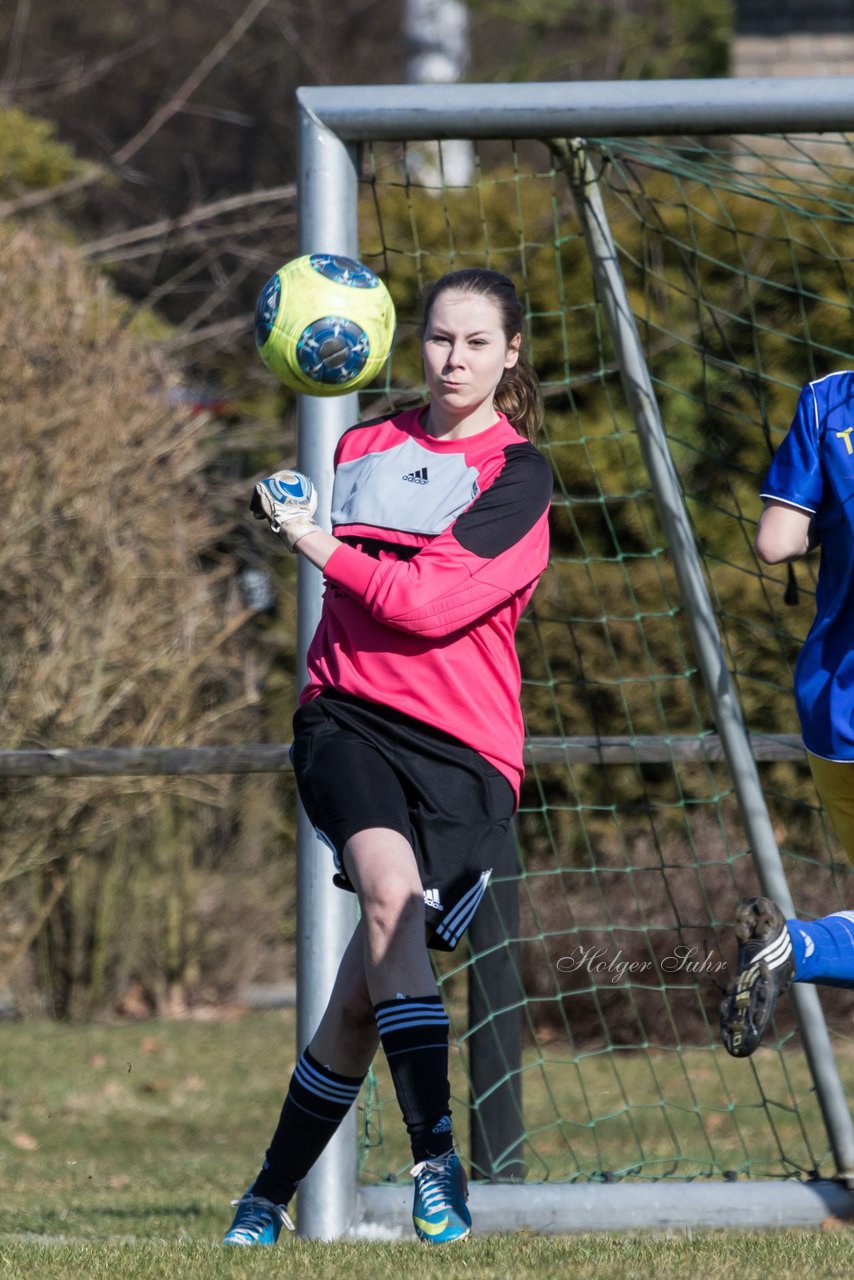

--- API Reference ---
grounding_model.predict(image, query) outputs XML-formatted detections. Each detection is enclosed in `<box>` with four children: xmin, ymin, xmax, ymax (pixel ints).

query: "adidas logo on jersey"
<box><xmin>423</xmin><ymin>887</ymin><xmax>443</xmax><ymax>911</ymax></box>
<box><xmin>403</xmin><ymin>466</ymin><xmax>429</xmax><ymax>484</ymax></box>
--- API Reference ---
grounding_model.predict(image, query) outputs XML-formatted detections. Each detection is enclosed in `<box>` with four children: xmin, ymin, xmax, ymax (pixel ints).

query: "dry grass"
<box><xmin>0</xmin><ymin>225</ymin><xmax>294</xmax><ymax>1016</ymax></box>
<box><xmin>0</xmin><ymin>224</ymin><xmax>250</xmax><ymax>768</ymax></box>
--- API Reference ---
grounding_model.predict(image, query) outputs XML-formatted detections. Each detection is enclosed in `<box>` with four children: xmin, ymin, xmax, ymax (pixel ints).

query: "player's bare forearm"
<box><xmin>293</xmin><ymin>527</ymin><xmax>340</xmax><ymax>570</ymax></box>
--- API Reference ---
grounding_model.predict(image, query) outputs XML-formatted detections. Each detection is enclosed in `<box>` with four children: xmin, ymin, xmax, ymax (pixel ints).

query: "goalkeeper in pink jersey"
<box><xmin>224</xmin><ymin>269</ymin><xmax>552</xmax><ymax>1246</ymax></box>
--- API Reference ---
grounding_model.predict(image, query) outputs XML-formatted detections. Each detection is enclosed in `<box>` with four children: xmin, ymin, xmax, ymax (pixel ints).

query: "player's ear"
<box><xmin>504</xmin><ymin>332</ymin><xmax>521</xmax><ymax>369</ymax></box>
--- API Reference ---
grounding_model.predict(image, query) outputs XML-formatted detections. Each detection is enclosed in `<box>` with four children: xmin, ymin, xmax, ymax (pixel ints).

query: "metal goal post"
<box><xmin>294</xmin><ymin>77</ymin><xmax>854</xmax><ymax>1239</ymax></box>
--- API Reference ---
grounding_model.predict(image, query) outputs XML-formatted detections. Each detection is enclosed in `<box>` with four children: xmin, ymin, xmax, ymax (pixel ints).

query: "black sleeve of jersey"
<box><xmin>452</xmin><ymin>443</ymin><xmax>553</xmax><ymax>559</ymax></box>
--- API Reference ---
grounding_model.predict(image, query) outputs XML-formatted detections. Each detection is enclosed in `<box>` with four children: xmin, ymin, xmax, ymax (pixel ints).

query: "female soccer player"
<box><xmin>721</xmin><ymin>371</ymin><xmax>854</xmax><ymax>1058</ymax></box>
<box><xmin>224</xmin><ymin>268</ymin><xmax>552</xmax><ymax>1244</ymax></box>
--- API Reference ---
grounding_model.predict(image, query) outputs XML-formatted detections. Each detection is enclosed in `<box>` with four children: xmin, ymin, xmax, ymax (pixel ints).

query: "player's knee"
<box><xmin>362</xmin><ymin>884</ymin><xmax>423</xmax><ymax>946</ymax></box>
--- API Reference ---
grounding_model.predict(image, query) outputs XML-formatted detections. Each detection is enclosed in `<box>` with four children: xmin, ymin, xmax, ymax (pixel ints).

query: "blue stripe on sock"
<box><xmin>376</xmin><ymin>1019</ymin><xmax>449</xmax><ymax>1037</ymax></box>
<box><xmin>375</xmin><ymin>1008</ymin><xmax>449</xmax><ymax>1031</ymax></box>
<box><xmin>384</xmin><ymin>1042</ymin><xmax>450</xmax><ymax>1057</ymax></box>
<box><xmin>295</xmin><ymin>1055</ymin><xmax>362</xmax><ymax>1103</ymax></box>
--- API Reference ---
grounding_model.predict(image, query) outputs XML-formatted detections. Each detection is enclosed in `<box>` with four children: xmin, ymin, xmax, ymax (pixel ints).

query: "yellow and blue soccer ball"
<box><xmin>254</xmin><ymin>254</ymin><xmax>396</xmax><ymax>396</ymax></box>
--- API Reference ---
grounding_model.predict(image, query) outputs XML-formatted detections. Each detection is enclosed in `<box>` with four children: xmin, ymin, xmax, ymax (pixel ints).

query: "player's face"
<box><xmin>422</xmin><ymin>291</ymin><xmax>521</xmax><ymax>428</ymax></box>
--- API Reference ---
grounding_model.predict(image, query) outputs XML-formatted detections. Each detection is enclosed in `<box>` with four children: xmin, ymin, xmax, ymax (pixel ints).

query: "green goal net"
<box><xmin>352</xmin><ymin>129</ymin><xmax>854</xmax><ymax>1187</ymax></box>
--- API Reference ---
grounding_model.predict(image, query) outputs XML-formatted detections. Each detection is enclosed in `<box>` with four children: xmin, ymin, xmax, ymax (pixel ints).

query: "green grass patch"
<box><xmin>2</xmin><ymin>1011</ymin><xmax>854</xmax><ymax>1279</ymax></box>
<box><xmin>4</xmin><ymin>1233</ymin><xmax>854</xmax><ymax>1280</ymax></box>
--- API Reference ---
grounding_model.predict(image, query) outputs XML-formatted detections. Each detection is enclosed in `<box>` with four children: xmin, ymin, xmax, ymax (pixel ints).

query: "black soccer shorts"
<box><xmin>290</xmin><ymin>691</ymin><xmax>515</xmax><ymax>951</ymax></box>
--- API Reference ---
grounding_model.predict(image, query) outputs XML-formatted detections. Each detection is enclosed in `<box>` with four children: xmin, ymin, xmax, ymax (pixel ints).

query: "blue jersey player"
<box><xmin>722</xmin><ymin>371</ymin><xmax>854</xmax><ymax>1057</ymax></box>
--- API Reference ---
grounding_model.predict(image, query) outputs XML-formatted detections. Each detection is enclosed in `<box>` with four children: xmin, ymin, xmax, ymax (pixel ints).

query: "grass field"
<box><xmin>2</xmin><ymin>1009</ymin><xmax>854</xmax><ymax>1279</ymax></box>
<box><xmin>4</xmin><ymin>1233</ymin><xmax>854</xmax><ymax>1280</ymax></box>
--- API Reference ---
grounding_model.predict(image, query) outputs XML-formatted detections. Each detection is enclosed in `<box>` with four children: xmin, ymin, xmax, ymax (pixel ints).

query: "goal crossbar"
<box><xmin>298</xmin><ymin>77</ymin><xmax>854</xmax><ymax>142</ymax></box>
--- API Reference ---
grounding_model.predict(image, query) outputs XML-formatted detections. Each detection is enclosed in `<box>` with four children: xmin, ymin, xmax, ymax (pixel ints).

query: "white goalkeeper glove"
<box><xmin>250</xmin><ymin>469</ymin><xmax>320</xmax><ymax>551</ymax></box>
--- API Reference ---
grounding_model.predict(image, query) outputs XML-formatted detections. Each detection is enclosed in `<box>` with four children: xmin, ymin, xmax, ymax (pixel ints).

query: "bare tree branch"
<box><xmin>0</xmin><ymin>163</ymin><xmax>105</xmax><ymax>219</ymax></box>
<box><xmin>112</xmin><ymin>0</ymin><xmax>275</xmax><ymax>168</ymax></box>
<box><xmin>79</xmin><ymin>182</ymin><xmax>296</xmax><ymax>258</ymax></box>
<box><xmin>23</xmin><ymin>37</ymin><xmax>157</xmax><ymax>106</ymax></box>
<box><xmin>137</xmin><ymin>242</ymin><xmax>247</xmax><ymax>312</ymax></box>
<box><xmin>95</xmin><ymin>209</ymin><xmax>294</xmax><ymax>265</ymax></box>
<box><xmin>160</xmin><ymin>315</ymin><xmax>253</xmax><ymax>350</ymax></box>
<box><xmin>0</xmin><ymin>0</ymin><xmax>32</xmax><ymax>95</ymax></box>
<box><xmin>170</xmin><ymin>256</ymin><xmax>260</xmax><ymax>337</ymax></box>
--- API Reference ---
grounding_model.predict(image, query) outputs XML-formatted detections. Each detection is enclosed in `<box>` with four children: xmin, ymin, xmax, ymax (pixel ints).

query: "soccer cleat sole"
<box><xmin>417</xmin><ymin>1228</ymin><xmax>471</xmax><ymax>1245</ymax></box>
<box><xmin>721</xmin><ymin>896</ymin><xmax>794</xmax><ymax>1058</ymax></box>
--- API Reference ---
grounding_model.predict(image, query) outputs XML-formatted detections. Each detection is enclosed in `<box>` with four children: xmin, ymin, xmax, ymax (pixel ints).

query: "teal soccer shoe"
<box><xmin>223</xmin><ymin>1187</ymin><xmax>294</xmax><ymax>1246</ymax></box>
<box><xmin>410</xmin><ymin>1151</ymin><xmax>471</xmax><ymax>1244</ymax></box>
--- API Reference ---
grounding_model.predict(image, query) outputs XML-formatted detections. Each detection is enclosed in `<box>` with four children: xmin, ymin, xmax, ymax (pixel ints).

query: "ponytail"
<box><xmin>495</xmin><ymin>353</ymin><xmax>544</xmax><ymax>444</ymax></box>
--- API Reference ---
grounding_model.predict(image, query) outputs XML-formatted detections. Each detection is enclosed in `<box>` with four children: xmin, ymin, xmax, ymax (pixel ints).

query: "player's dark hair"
<box><xmin>422</xmin><ymin>268</ymin><xmax>544</xmax><ymax>443</ymax></box>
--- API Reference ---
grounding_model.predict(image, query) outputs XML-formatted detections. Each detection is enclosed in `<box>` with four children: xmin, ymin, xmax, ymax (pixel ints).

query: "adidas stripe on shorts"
<box><xmin>290</xmin><ymin>691</ymin><xmax>515</xmax><ymax>951</ymax></box>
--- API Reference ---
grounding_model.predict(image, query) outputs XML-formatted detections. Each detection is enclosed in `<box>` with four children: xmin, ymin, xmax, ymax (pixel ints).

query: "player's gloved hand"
<box><xmin>250</xmin><ymin>470</ymin><xmax>320</xmax><ymax>551</ymax></box>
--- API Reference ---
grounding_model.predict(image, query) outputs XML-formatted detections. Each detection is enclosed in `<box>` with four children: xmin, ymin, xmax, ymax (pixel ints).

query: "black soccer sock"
<box><xmin>374</xmin><ymin>994</ymin><xmax>453</xmax><ymax>1163</ymax></box>
<box><xmin>251</xmin><ymin>1048</ymin><xmax>365</xmax><ymax>1206</ymax></box>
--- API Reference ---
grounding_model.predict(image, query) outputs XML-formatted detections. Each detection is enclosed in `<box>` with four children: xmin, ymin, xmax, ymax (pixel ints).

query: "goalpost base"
<box><xmin>341</xmin><ymin>1180</ymin><xmax>854</xmax><ymax>1240</ymax></box>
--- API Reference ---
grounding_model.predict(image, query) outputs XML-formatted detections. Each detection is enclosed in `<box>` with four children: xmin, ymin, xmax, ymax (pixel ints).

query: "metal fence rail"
<box><xmin>0</xmin><ymin>733</ymin><xmax>808</xmax><ymax>777</ymax></box>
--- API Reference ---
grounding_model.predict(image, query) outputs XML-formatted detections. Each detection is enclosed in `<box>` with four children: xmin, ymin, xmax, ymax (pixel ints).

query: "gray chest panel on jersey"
<box><xmin>332</xmin><ymin>437</ymin><xmax>481</xmax><ymax>535</ymax></box>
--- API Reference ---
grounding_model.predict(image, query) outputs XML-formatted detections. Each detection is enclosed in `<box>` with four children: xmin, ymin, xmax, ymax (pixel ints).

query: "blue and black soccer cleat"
<box><xmin>720</xmin><ymin>895</ymin><xmax>795</xmax><ymax>1058</ymax></box>
<box><xmin>410</xmin><ymin>1150</ymin><xmax>471</xmax><ymax>1244</ymax></box>
<box><xmin>223</xmin><ymin>1186</ymin><xmax>294</xmax><ymax>1246</ymax></box>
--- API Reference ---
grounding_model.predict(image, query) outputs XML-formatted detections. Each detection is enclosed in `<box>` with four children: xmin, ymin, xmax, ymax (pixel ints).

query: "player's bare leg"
<box><xmin>309</xmin><ymin>919</ymin><xmax>380</xmax><ymax>1074</ymax></box>
<box><xmin>343</xmin><ymin>828</ymin><xmax>470</xmax><ymax>1244</ymax></box>
<box><xmin>224</xmin><ymin>924</ymin><xmax>377</xmax><ymax>1246</ymax></box>
<box><xmin>341</xmin><ymin>827</ymin><xmax>437</xmax><ymax>1003</ymax></box>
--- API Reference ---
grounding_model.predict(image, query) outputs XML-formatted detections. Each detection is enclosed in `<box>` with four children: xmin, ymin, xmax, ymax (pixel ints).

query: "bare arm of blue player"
<box><xmin>754</xmin><ymin>498</ymin><xmax>815</xmax><ymax>564</ymax></box>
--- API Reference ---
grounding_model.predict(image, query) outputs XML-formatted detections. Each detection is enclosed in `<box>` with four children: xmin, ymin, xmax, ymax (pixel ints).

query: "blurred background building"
<box><xmin>733</xmin><ymin>0</ymin><xmax>854</xmax><ymax>76</ymax></box>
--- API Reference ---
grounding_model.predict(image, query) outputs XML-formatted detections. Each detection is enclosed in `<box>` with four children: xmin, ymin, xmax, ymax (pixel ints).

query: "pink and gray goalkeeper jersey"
<box><xmin>301</xmin><ymin>406</ymin><xmax>553</xmax><ymax>799</ymax></box>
